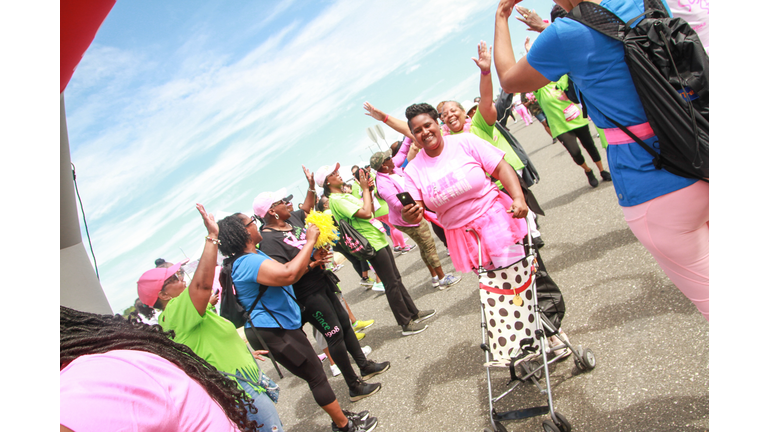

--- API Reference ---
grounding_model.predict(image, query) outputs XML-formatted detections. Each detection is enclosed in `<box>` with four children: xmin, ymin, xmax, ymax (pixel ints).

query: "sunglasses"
<box><xmin>270</xmin><ymin>198</ymin><xmax>291</xmax><ymax>208</ymax></box>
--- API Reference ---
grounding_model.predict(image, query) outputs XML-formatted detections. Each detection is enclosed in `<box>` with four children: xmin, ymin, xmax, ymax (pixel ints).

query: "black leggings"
<box><xmin>335</xmin><ymin>247</ymin><xmax>370</xmax><ymax>278</ymax></box>
<box><xmin>245</xmin><ymin>326</ymin><xmax>336</xmax><ymax>407</ymax></box>
<box><xmin>556</xmin><ymin>124</ymin><xmax>601</xmax><ymax>166</ymax></box>
<box><xmin>368</xmin><ymin>245</ymin><xmax>420</xmax><ymax>326</ymax></box>
<box><xmin>302</xmin><ymin>284</ymin><xmax>367</xmax><ymax>388</ymax></box>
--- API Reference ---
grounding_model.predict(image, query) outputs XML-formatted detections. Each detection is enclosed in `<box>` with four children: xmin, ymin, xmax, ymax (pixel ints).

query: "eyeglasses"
<box><xmin>246</xmin><ymin>215</ymin><xmax>258</xmax><ymax>227</ymax></box>
<box><xmin>163</xmin><ymin>271</ymin><xmax>183</xmax><ymax>288</ymax></box>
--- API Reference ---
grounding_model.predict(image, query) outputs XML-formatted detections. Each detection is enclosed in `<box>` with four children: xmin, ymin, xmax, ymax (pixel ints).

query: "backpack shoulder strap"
<box><xmin>567</xmin><ymin>1</ymin><xmax>627</xmax><ymax>41</ymax></box>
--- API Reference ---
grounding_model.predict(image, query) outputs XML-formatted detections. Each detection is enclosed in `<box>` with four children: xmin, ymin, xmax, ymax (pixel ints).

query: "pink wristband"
<box><xmin>481</xmin><ymin>70</ymin><xmax>491</xmax><ymax>76</ymax></box>
<box><xmin>383</xmin><ymin>114</ymin><xmax>389</xmax><ymax>123</ymax></box>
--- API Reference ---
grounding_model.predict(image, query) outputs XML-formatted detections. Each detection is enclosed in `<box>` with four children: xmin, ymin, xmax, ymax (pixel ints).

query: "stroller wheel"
<box><xmin>554</xmin><ymin>412</ymin><xmax>572</xmax><ymax>432</ymax></box>
<box><xmin>542</xmin><ymin>419</ymin><xmax>562</xmax><ymax>432</ymax></box>
<box><xmin>574</xmin><ymin>346</ymin><xmax>596</xmax><ymax>371</ymax></box>
<box><xmin>581</xmin><ymin>348</ymin><xmax>596</xmax><ymax>371</ymax></box>
<box><xmin>526</xmin><ymin>357</ymin><xmax>543</xmax><ymax>380</ymax></box>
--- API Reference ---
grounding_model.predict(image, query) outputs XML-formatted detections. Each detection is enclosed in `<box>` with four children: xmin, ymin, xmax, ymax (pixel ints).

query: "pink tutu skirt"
<box><xmin>445</xmin><ymin>193</ymin><xmax>528</xmax><ymax>273</ymax></box>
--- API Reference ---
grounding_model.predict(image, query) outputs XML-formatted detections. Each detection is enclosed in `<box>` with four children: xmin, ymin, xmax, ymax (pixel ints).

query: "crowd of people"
<box><xmin>61</xmin><ymin>0</ymin><xmax>708</xmax><ymax>430</ymax></box>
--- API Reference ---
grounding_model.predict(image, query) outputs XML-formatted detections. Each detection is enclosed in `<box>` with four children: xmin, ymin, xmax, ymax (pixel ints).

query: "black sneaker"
<box><xmin>600</xmin><ymin>170</ymin><xmax>612</xmax><ymax>182</ymax></box>
<box><xmin>349</xmin><ymin>379</ymin><xmax>381</xmax><ymax>402</ymax></box>
<box><xmin>342</xmin><ymin>409</ymin><xmax>370</xmax><ymax>422</ymax></box>
<box><xmin>413</xmin><ymin>309</ymin><xmax>436</xmax><ymax>324</ymax></box>
<box><xmin>532</xmin><ymin>236</ymin><xmax>545</xmax><ymax>249</ymax></box>
<box><xmin>332</xmin><ymin>414</ymin><xmax>378</xmax><ymax>432</ymax></box>
<box><xmin>401</xmin><ymin>319</ymin><xmax>428</xmax><ymax>336</ymax></box>
<box><xmin>360</xmin><ymin>360</ymin><xmax>390</xmax><ymax>380</ymax></box>
<box><xmin>586</xmin><ymin>170</ymin><xmax>598</xmax><ymax>188</ymax></box>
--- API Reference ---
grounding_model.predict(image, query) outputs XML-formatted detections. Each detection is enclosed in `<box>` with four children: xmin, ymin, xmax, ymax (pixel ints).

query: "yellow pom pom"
<box><xmin>306</xmin><ymin>210</ymin><xmax>339</xmax><ymax>248</ymax></box>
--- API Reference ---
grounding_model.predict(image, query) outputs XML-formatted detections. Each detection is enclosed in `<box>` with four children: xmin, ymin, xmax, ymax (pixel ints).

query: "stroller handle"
<box><xmin>465</xmin><ymin>218</ymin><xmax>534</xmax><ymax>271</ymax></box>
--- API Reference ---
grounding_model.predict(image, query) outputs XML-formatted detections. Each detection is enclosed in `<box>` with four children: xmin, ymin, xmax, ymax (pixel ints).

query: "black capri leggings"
<box><xmin>245</xmin><ymin>326</ymin><xmax>336</xmax><ymax>407</ymax></box>
<box><xmin>302</xmin><ymin>283</ymin><xmax>367</xmax><ymax>389</ymax></box>
<box><xmin>556</xmin><ymin>124</ymin><xmax>601</xmax><ymax>166</ymax></box>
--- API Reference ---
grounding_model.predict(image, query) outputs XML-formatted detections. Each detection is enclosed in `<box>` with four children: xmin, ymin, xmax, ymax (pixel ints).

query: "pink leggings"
<box><xmin>622</xmin><ymin>181</ymin><xmax>709</xmax><ymax>320</ymax></box>
<box><xmin>514</xmin><ymin>105</ymin><xmax>532</xmax><ymax>125</ymax></box>
<box><xmin>375</xmin><ymin>213</ymin><xmax>406</xmax><ymax>248</ymax></box>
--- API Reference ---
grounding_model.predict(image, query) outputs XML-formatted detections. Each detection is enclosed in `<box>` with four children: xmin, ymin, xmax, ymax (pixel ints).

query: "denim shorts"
<box><xmin>236</xmin><ymin>371</ymin><xmax>284</xmax><ymax>432</ymax></box>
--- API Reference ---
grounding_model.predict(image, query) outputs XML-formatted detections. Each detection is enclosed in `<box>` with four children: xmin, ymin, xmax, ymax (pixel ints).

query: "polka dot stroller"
<box><xmin>467</xmin><ymin>227</ymin><xmax>596</xmax><ymax>432</ymax></box>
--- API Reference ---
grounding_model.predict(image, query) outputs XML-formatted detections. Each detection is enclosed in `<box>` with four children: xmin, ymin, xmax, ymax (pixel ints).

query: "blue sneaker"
<box><xmin>438</xmin><ymin>274</ymin><xmax>462</xmax><ymax>290</ymax></box>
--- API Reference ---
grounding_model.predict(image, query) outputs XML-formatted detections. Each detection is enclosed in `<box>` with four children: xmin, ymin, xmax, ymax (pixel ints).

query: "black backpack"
<box><xmin>218</xmin><ymin>257</ymin><xmax>253</xmax><ymax>329</ymax></box>
<box><xmin>566</xmin><ymin>0</ymin><xmax>708</xmax><ymax>182</ymax></box>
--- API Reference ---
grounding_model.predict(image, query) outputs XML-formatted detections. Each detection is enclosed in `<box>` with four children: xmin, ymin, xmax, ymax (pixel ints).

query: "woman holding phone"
<box><xmin>317</xmin><ymin>163</ymin><xmax>436</xmax><ymax>336</ymax></box>
<box><xmin>400</xmin><ymin>103</ymin><xmax>571</xmax><ymax>356</ymax></box>
<box><xmin>369</xmin><ymin>150</ymin><xmax>461</xmax><ymax>290</ymax></box>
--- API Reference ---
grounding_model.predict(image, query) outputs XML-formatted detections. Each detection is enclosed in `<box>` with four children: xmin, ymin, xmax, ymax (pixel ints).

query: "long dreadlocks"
<box><xmin>60</xmin><ymin>306</ymin><xmax>262</xmax><ymax>432</ymax></box>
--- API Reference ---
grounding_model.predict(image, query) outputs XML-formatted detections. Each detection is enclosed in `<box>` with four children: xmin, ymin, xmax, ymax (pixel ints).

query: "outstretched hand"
<box><xmin>497</xmin><ymin>0</ymin><xmax>524</xmax><ymax>19</ymax></box>
<box><xmin>524</xmin><ymin>36</ymin><xmax>533</xmax><ymax>53</ymax></box>
<box><xmin>363</xmin><ymin>102</ymin><xmax>386</xmax><ymax>122</ymax></box>
<box><xmin>196</xmin><ymin>203</ymin><xmax>219</xmax><ymax>237</ymax></box>
<box><xmin>302</xmin><ymin>165</ymin><xmax>315</xmax><ymax>189</ymax></box>
<box><xmin>515</xmin><ymin>5</ymin><xmax>548</xmax><ymax>33</ymax></box>
<box><xmin>472</xmin><ymin>41</ymin><xmax>493</xmax><ymax>72</ymax></box>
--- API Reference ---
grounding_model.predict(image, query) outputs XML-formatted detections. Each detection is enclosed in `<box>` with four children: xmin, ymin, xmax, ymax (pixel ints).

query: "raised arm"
<box><xmin>352</xmin><ymin>169</ymin><xmax>375</xmax><ymax>219</ymax></box>
<box><xmin>364</xmin><ymin>102</ymin><xmax>414</xmax><ymax>141</ymax></box>
<box><xmin>299</xmin><ymin>165</ymin><xmax>316</xmax><ymax>215</ymax></box>
<box><xmin>493</xmin><ymin>0</ymin><xmax>550</xmax><ymax>93</ymax></box>
<box><xmin>188</xmin><ymin>203</ymin><xmax>222</xmax><ymax>316</ymax></box>
<box><xmin>472</xmin><ymin>40</ymin><xmax>498</xmax><ymax>127</ymax></box>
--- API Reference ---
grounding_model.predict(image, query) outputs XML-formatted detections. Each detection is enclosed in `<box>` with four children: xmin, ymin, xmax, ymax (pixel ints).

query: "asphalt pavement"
<box><xmin>256</xmin><ymin>117</ymin><xmax>709</xmax><ymax>432</ymax></box>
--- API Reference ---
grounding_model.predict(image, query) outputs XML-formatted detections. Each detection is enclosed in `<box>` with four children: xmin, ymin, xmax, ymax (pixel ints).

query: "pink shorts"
<box><xmin>445</xmin><ymin>194</ymin><xmax>528</xmax><ymax>273</ymax></box>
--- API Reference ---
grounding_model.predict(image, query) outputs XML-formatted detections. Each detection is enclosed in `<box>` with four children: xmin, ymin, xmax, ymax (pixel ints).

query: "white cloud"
<box><xmin>65</xmin><ymin>0</ymin><xmax>501</xmax><ymax>311</ymax></box>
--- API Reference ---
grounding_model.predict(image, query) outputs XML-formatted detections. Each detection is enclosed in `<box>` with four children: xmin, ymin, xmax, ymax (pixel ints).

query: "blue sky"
<box><xmin>64</xmin><ymin>0</ymin><xmax>563</xmax><ymax>312</ymax></box>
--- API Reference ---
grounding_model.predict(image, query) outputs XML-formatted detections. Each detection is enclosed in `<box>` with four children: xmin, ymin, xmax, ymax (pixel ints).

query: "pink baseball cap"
<box><xmin>137</xmin><ymin>261</ymin><xmax>185</xmax><ymax>307</ymax></box>
<box><xmin>315</xmin><ymin>162</ymin><xmax>340</xmax><ymax>189</ymax></box>
<box><xmin>252</xmin><ymin>188</ymin><xmax>288</xmax><ymax>218</ymax></box>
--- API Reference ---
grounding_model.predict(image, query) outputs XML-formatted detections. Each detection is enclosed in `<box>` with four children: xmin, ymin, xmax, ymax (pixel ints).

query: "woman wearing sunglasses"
<box><xmin>252</xmin><ymin>167</ymin><xmax>390</xmax><ymax>403</ymax></box>
<box><xmin>218</xmin><ymin>198</ymin><xmax>378</xmax><ymax>432</ymax></box>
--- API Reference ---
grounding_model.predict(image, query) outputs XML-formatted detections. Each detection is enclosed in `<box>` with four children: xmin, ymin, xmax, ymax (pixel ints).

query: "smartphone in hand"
<box><xmin>396</xmin><ymin>192</ymin><xmax>416</xmax><ymax>207</ymax></box>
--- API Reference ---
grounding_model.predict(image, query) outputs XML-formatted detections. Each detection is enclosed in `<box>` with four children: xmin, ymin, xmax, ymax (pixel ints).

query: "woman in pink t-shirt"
<box><xmin>60</xmin><ymin>306</ymin><xmax>255</xmax><ymax>432</ymax></box>
<box><xmin>400</xmin><ymin>103</ymin><xmax>528</xmax><ymax>273</ymax></box>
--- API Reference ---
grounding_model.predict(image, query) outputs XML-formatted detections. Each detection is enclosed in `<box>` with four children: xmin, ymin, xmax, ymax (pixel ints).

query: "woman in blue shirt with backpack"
<box><xmin>493</xmin><ymin>0</ymin><xmax>709</xmax><ymax>320</ymax></box>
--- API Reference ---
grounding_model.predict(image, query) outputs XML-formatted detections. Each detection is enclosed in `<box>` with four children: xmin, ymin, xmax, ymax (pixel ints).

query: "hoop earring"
<box><xmin>274</xmin><ymin>214</ymin><xmax>279</xmax><ymax>220</ymax></box>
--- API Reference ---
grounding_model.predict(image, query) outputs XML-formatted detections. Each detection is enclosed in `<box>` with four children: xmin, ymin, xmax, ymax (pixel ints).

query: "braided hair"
<box><xmin>60</xmin><ymin>306</ymin><xmax>262</xmax><ymax>432</ymax></box>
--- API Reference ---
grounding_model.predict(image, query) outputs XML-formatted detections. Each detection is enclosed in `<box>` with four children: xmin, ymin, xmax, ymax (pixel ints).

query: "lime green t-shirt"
<box><xmin>328</xmin><ymin>192</ymin><xmax>388</xmax><ymax>251</ymax></box>
<box><xmin>450</xmin><ymin>111</ymin><xmax>525</xmax><ymax>171</ymax></box>
<box><xmin>534</xmin><ymin>75</ymin><xmax>589</xmax><ymax>138</ymax></box>
<box><xmin>159</xmin><ymin>288</ymin><xmax>264</xmax><ymax>394</ymax></box>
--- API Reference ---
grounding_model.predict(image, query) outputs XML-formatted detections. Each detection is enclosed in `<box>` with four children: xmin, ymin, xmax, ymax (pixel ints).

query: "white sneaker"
<box><xmin>330</xmin><ymin>364</ymin><xmax>341</xmax><ymax>377</ymax></box>
<box><xmin>361</xmin><ymin>345</ymin><xmax>372</xmax><ymax>357</ymax></box>
<box><xmin>431</xmin><ymin>276</ymin><xmax>439</xmax><ymax>288</ymax></box>
<box><xmin>372</xmin><ymin>282</ymin><xmax>385</xmax><ymax>292</ymax></box>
